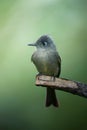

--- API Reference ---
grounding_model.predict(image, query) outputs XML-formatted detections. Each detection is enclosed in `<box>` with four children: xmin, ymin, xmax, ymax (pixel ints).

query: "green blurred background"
<box><xmin>0</xmin><ymin>0</ymin><xmax>87</xmax><ymax>129</ymax></box>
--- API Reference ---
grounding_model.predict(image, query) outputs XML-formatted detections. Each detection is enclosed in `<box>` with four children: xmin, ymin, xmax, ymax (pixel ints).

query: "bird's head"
<box><xmin>28</xmin><ymin>35</ymin><xmax>56</xmax><ymax>50</ymax></box>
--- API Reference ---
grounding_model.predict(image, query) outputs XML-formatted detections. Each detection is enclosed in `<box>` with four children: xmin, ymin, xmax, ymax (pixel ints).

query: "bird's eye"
<box><xmin>42</xmin><ymin>42</ymin><xmax>47</xmax><ymax>46</ymax></box>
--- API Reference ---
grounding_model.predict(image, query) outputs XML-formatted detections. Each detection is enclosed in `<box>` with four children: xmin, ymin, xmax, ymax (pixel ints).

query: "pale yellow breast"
<box><xmin>32</xmin><ymin>49</ymin><xmax>59</xmax><ymax>76</ymax></box>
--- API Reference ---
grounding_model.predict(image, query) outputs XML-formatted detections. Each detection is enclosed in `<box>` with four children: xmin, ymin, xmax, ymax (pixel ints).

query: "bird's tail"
<box><xmin>46</xmin><ymin>87</ymin><xmax>59</xmax><ymax>107</ymax></box>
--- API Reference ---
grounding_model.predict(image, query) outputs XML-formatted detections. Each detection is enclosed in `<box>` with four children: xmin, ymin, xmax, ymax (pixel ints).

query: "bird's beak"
<box><xmin>27</xmin><ymin>43</ymin><xmax>36</xmax><ymax>46</ymax></box>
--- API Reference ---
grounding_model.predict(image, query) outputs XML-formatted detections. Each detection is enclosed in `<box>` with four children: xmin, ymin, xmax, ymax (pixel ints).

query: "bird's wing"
<box><xmin>54</xmin><ymin>52</ymin><xmax>61</xmax><ymax>77</ymax></box>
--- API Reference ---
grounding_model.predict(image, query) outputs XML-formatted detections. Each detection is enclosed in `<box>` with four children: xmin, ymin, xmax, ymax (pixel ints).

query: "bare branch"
<box><xmin>35</xmin><ymin>75</ymin><xmax>87</xmax><ymax>98</ymax></box>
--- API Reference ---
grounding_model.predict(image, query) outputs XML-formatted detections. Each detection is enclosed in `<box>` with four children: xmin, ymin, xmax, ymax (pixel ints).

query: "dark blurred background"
<box><xmin>0</xmin><ymin>0</ymin><xmax>87</xmax><ymax>130</ymax></box>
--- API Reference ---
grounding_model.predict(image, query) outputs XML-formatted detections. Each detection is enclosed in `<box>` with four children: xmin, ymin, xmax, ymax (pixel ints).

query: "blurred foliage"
<box><xmin>0</xmin><ymin>0</ymin><xmax>87</xmax><ymax>129</ymax></box>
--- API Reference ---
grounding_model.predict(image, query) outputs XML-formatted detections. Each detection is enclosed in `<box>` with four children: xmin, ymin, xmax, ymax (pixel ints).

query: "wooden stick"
<box><xmin>35</xmin><ymin>75</ymin><xmax>87</xmax><ymax>98</ymax></box>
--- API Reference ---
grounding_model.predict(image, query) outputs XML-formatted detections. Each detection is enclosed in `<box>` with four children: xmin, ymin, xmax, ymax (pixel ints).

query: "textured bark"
<box><xmin>35</xmin><ymin>75</ymin><xmax>87</xmax><ymax>98</ymax></box>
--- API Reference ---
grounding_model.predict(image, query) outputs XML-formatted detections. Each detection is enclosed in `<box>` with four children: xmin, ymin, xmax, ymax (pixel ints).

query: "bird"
<box><xmin>28</xmin><ymin>35</ymin><xmax>61</xmax><ymax>107</ymax></box>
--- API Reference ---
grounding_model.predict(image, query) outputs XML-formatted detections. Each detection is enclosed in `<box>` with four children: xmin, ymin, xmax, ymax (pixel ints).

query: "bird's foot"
<box><xmin>50</xmin><ymin>76</ymin><xmax>56</xmax><ymax>82</ymax></box>
<box><xmin>36</xmin><ymin>73</ymin><xmax>46</xmax><ymax>80</ymax></box>
<box><xmin>36</xmin><ymin>74</ymin><xmax>56</xmax><ymax>82</ymax></box>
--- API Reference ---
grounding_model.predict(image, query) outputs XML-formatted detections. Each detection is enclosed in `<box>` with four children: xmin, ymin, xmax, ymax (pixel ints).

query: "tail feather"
<box><xmin>46</xmin><ymin>87</ymin><xmax>59</xmax><ymax>107</ymax></box>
